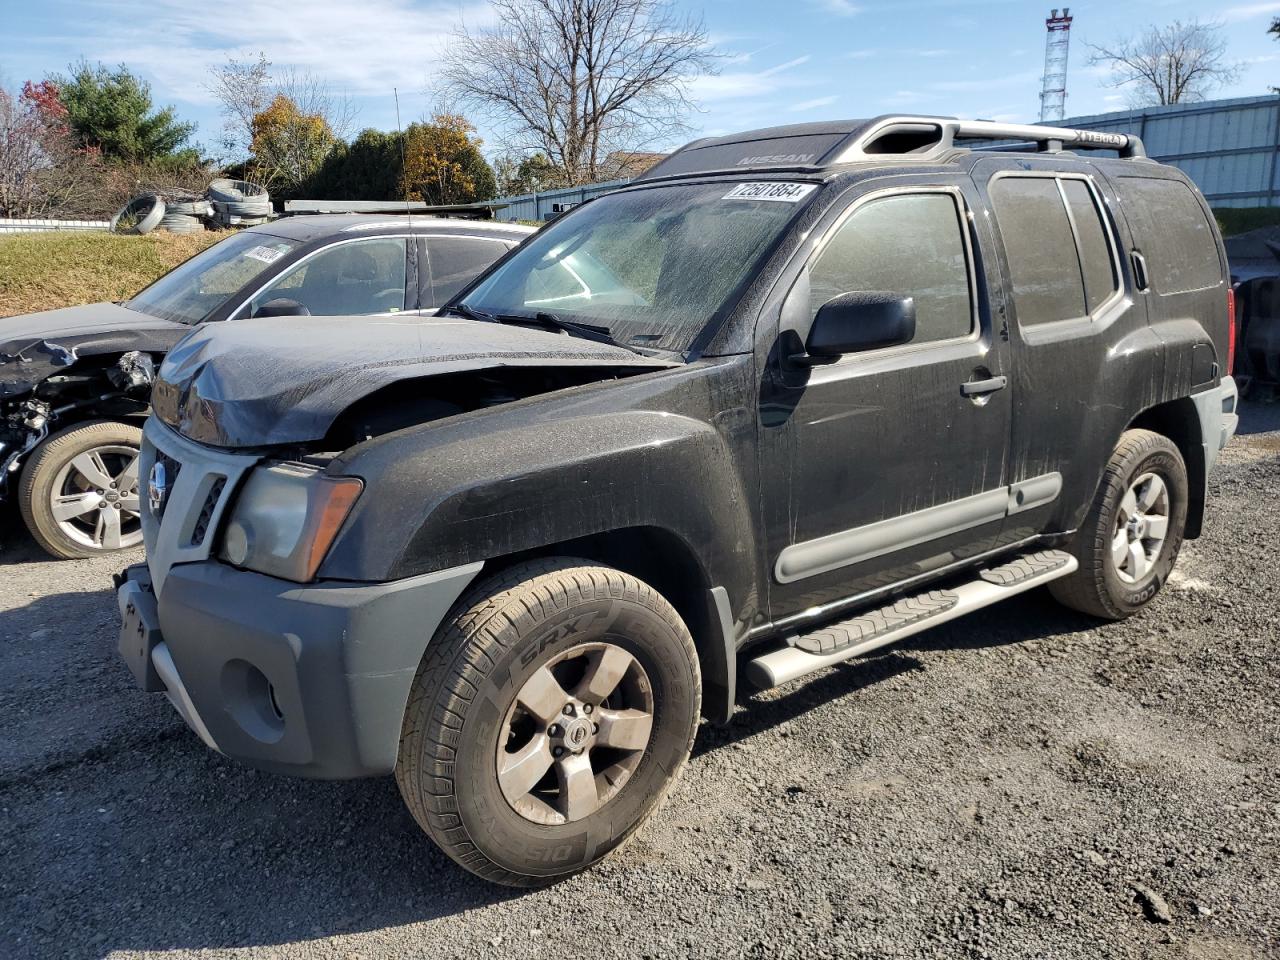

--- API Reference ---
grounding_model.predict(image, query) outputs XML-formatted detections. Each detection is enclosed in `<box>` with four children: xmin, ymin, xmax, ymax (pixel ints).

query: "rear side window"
<box><xmin>1118</xmin><ymin>177</ymin><xmax>1221</xmax><ymax>295</ymax></box>
<box><xmin>991</xmin><ymin>178</ymin><xmax>1084</xmax><ymax>325</ymax></box>
<box><xmin>1061</xmin><ymin>180</ymin><xmax>1118</xmax><ymax>313</ymax></box>
<box><xmin>809</xmin><ymin>192</ymin><xmax>973</xmax><ymax>344</ymax></box>
<box><xmin>428</xmin><ymin>237</ymin><xmax>507</xmax><ymax>304</ymax></box>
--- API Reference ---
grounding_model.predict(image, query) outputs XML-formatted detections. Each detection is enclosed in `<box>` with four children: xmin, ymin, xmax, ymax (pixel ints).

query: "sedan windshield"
<box><xmin>127</xmin><ymin>233</ymin><xmax>299</xmax><ymax>324</ymax></box>
<box><xmin>458</xmin><ymin>181</ymin><xmax>817</xmax><ymax>352</ymax></box>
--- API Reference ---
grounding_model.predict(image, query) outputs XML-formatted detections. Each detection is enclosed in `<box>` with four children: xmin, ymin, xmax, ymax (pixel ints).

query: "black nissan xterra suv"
<box><xmin>117</xmin><ymin>116</ymin><xmax>1239</xmax><ymax>887</ymax></box>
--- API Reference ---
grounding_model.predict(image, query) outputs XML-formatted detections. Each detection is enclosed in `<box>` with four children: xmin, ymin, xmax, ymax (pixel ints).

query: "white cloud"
<box><xmin>689</xmin><ymin>55</ymin><xmax>814</xmax><ymax>102</ymax></box>
<box><xmin>845</xmin><ymin>49</ymin><xmax>877</xmax><ymax>60</ymax></box>
<box><xmin>40</xmin><ymin>0</ymin><xmax>493</xmax><ymax>105</ymax></box>
<box><xmin>1222</xmin><ymin>2</ymin><xmax>1280</xmax><ymax>23</ymax></box>
<box><xmin>790</xmin><ymin>95</ymin><xmax>838</xmax><ymax>112</ymax></box>
<box><xmin>815</xmin><ymin>0</ymin><xmax>861</xmax><ymax>16</ymax></box>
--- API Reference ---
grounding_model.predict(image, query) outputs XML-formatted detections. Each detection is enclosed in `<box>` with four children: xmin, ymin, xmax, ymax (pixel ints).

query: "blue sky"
<box><xmin>3</xmin><ymin>0</ymin><xmax>1280</xmax><ymax>160</ymax></box>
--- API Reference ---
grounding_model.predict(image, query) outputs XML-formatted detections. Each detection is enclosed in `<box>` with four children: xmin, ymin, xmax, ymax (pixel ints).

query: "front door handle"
<box><xmin>961</xmin><ymin>375</ymin><xmax>1008</xmax><ymax>397</ymax></box>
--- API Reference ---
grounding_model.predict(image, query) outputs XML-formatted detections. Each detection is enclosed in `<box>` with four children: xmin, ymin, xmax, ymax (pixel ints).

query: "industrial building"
<box><xmin>1063</xmin><ymin>95</ymin><xmax>1280</xmax><ymax>209</ymax></box>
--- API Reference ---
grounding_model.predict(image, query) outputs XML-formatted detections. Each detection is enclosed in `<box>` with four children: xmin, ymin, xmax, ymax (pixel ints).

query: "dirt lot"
<box><xmin>1</xmin><ymin>404</ymin><xmax>1277</xmax><ymax>960</ymax></box>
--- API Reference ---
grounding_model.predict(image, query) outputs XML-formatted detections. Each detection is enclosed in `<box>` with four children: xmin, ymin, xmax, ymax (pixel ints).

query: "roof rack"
<box><xmin>633</xmin><ymin>114</ymin><xmax>1147</xmax><ymax>183</ymax></box>
<box><xmin>832</xmin><ymin>116</ymin><xmax>1146</xmax><ymax>162</ymax></box>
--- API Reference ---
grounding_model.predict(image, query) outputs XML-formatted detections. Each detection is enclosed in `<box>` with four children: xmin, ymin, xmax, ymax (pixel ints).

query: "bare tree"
<box><xmin>441</xmin><ymin>0</ymin><xmax>716</xmax><ymax>185</ymax></box>
<box><xmin>206</xmin><ymin>54</ymin><xmax>272</xmax><ymax>160</ymax></box>
<box><xmin>1088</xmin><ymin>19</ymin><xmax>1242</xmax><ymax>107</ymax></box>
<box><xmin>206</xmin><ymin>56</ymin><xmax>357</xmax><ymax>166</ymax></box>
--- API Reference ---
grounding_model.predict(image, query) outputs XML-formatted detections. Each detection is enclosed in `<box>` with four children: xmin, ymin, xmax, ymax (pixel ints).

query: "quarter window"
<box><xmin>809</xmin><ymin>192</ymin><xmax>973</xmax><ymax>344</ymax></box>
<box><xmin>1117</xmin><ymin>177</ymin><xmax>1221</xmax><ymax>295</ymax></box>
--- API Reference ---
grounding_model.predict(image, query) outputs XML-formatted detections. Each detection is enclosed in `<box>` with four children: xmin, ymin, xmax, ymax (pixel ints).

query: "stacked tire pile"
<box><xmin>110</xmin><ymin>179</ymin><xmax>272</xmax><ymax>235</ymax></box>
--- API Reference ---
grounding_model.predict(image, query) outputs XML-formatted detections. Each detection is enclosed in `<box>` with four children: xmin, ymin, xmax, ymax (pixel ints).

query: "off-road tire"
<box><xmin>1050</xmin><ymin>429</ymin><xmax>1188</xmax><ymax>620</ymax></box>
<box><xmin>18</xmin><ymin>419</ymin><xmax>143</xmax><ymax>560</ymax></box>
<box><xmin>396</xmin><ymin>558</ymin><xmax>701</xmax><ymax>887</ymax></box>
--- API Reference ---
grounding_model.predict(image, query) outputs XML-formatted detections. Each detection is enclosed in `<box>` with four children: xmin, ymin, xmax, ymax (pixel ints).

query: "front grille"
<box><xmin>190</xmin><ymin>476</ymin><xmax>227</xmax><ymax>546</ymax></box>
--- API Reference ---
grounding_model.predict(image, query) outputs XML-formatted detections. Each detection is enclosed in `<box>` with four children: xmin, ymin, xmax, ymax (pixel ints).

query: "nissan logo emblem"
<box><xmin>148</xmin><ymin>461</ymin><xmax>167</xmax><ymax>514</ymax></box>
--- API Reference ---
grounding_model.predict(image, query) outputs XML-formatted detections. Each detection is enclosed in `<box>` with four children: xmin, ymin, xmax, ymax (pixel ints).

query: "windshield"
<box><xmin>127</xmin><ymin>232</ymin><xmax>299</xmax><ymax>324</ymax></box>
<box><xmin>458</xmin><ymin>181</ymin><xmax>817</xmax><ymax>352</ymax></box>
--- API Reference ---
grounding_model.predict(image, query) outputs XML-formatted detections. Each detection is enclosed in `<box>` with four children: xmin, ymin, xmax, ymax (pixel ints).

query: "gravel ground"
<box><xmin>1</xmin><ymin>404</ymin><xmax>1278</xmax><ymax>960</ymax></box>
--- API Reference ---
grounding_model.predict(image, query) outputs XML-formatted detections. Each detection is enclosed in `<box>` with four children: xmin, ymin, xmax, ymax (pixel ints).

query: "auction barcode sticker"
<box><xmin>722</xmin><ymin>182</ymin><xmax>817</xmax><ymax>203</ymax></box>
<box><xmin>244</xmin><ymin>245</ymin><xmax>286</xmax><ymax>264</ymax></box>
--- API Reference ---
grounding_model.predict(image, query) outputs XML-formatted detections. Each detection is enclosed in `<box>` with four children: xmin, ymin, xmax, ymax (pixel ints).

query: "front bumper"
<box><xmin>116</xmin><ymin>558</ymin><xmax>481</xmax><ymax>778</ymax></box>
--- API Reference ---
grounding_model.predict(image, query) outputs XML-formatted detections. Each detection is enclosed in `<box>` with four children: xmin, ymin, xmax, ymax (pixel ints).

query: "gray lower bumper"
<box><xmin>1194</xmin><ymin>375</ymin><xmax>1240</xmax><ymax>478</ymax></box>
<box><xmin>117</xmin><ymin>559</ymin><xmax>481</xmax><ymax>779</ymax></box>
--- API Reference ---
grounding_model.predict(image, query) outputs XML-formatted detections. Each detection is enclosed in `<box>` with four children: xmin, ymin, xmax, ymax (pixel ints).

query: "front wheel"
<box><xmin>396</xmin><ymin>559</ymin><xmax>701</xmax><ymax>887</ymax></box>
<box><xmin>18</xmin><ymin>420</ymin><xmax>144</xmax><ymax>559</ymax></box>
<box><xmin>1050</xmin><ymin>429</ymin><xmax>1188</xmax><ymax>620</ymax></box>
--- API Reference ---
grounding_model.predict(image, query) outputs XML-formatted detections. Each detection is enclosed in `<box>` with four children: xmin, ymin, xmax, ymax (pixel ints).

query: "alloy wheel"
<box><xmin>497</xmin><ymin>641</ymin><xmax>655</xmax><ymax>825</ymax></box>
<box><xmin>1111</xmin><ymin>471</ymin><xmax>1170</xmax><ymax>584</ymax></box>
<box><xmin>48</xmin><ymin>444</ymin><xmax>143</xmax><ymax>551</ymax></box>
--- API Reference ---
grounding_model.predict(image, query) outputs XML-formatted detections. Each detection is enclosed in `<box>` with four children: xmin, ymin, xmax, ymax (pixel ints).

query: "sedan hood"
<box><xmin>152</xmin><ymin>314</ymin><xmax>679</xmax><ymax>448</ymax></box>
<box><xmin>0</xmin><ymin>302</ymin><xmax>185</xmax><ymax>397</ymax></box>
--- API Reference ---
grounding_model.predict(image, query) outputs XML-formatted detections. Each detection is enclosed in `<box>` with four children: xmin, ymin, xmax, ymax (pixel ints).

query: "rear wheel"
<box><xmin>396</xmin><ymin>558</ymin><xmax>701</xmax><ymax>887</ymax></box>
<box><xmin>1050</xmin><ymin>429</ymin><xmax>1188</xmax><ymax>620</ymax></box>
<box><xmin>18</xmin><ymin>420</ymin><xmax>143</xmax><ymax>560</ymax></box>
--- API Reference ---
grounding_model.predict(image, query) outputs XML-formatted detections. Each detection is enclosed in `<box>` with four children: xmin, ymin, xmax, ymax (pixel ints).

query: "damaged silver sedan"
<box><xmin>0</xmin><ymin>215</ymin><xmax>532</xmax><ymax>558</ymax></box>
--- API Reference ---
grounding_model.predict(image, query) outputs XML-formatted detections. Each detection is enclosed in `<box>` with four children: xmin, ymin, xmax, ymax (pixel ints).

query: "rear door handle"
<box><xmin>961</xmin><ymin>375</ymin><xmax>1008</xmax><ymax>397</ymax></box>
<box><xmin>1131</xmin><ymin>250</ymin><xmax>1150</xmax><ymax>292</ymax></box>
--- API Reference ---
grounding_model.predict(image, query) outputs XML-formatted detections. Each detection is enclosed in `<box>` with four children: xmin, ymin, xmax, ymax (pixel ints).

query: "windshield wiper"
<box><xmin>494</xmin><ymin>312</ymin><xmax>645</xmax><ymax>353</ymax></box>
<box><xmin>440</xmin><ymin>303</ymin><xmax>497</xmax><ymax>323</ymax></box>
<box><xmin>444</xmin><ymin>304</ymin><xmax>646</xmax><ymax>355</ymax></box>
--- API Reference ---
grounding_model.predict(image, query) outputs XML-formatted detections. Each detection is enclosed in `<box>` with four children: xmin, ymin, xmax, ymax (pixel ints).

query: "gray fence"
<box><xmin>0</xmin><ymin>217</ymin><xmax>110</xmax><ymax>234</ymax></box>
<box><xmin>1058</xmin><ymin>95</ymin><xmax>1280</xmax><ymax>208</ymax></box>
<box><xmin>492</xmin><ymin>178</ymin><xmax>632</xmax><ymax>222</ymax></box>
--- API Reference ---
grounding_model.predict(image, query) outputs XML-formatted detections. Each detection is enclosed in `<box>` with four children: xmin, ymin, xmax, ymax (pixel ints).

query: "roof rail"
<box><xmin>833</xmin><ymin>116</ymin><xmax>1146</xmax><ymax>162</ymax></box>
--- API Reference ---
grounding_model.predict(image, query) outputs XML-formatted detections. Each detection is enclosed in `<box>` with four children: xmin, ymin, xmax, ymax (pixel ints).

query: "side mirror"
<box><xmin>252</xmin><ymin>298</ymin><xmax>311</xmax><ymax>319</ymax></box>
<box><xmin>801</xmin><ymin>292</ymin><xmax>916</xmax><ymax>361</ymax></box>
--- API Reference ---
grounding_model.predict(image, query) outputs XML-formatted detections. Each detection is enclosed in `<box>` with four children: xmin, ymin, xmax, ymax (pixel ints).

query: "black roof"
<box><xmin>634</xmin><ymin>115</ymin><xmax>1145</xmax><ymax>183</ymax></box>
<box><xmin>246</xmin><ymin>215</ymin><xmax>535</xmax><ymax>243</ymax></box>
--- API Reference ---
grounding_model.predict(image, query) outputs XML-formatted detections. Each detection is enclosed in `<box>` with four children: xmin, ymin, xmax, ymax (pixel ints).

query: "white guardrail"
<box><xmin>0</xmin><ymin>217</ymin><xmax>111</xmax><ymax>234</ymax></box>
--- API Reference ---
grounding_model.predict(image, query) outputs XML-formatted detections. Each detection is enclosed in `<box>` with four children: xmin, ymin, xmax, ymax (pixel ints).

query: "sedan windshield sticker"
<box><xmin>722</xmin><ymin>182</ymin><xmax>817</xmax><ymax>203</ymax></box>
<box><xmin>244</xmin><ymin>245</ymin><xmax>287</xmax><ymax>264</ymax></box>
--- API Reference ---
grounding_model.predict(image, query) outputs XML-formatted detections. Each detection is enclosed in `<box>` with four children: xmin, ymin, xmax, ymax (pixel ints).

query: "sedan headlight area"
<box><xmin>219</xmin><ymin>462</ymin><xmax>362</xmax><ymax>582</ymax></box>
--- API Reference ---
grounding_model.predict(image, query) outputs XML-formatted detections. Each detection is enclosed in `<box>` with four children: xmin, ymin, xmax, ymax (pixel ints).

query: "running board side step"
<box><xmin>746</xmin><ymin>550</ymin><xmax>1077</xmax><ymax>689</ymax></box>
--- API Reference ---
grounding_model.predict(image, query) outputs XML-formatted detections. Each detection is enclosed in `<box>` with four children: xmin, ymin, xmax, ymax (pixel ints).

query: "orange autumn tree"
<box><xmin>249</xmin><ymin>94</ymin><xmax>335</xmax><ymax>191</ymax></box>
<box><xmin>400</xmin><ymin>114</ymin><xmax>496</xmax><ymax>206</ymax></box>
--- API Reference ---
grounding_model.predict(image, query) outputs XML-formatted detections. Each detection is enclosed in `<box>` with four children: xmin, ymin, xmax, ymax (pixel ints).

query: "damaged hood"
<box><xmin>152</xmin><ymin>314</ymin><xmax>679</xmax><ymax>447</ymax></box>
<box><xmin>0</xmin><ymin>302</ymin><xmax>186</xmax><ymax>397</ymax></box>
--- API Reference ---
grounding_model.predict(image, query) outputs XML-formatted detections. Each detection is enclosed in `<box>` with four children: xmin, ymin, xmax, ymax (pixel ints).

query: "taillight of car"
<box><xmin>1226</xmin><ymin>286</ymin><xmax>1237</xmax><ymax>375</ymax></box>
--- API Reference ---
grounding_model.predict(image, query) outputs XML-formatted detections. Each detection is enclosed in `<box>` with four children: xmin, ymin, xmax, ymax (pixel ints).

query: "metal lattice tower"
<box><xmin>1039</xmin><ymin>8</ymin><xmax>1072</xmax><ymax>123</ymax></box>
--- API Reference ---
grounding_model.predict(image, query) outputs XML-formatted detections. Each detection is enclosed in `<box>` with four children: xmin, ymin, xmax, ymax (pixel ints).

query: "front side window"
<box><xmin>127</xmin><ymin>232</ymin><xmax>299</xmax><ymax>324</ymax></box>
<box><xmin>459</xmin><ymin>182</ymin><xmax>816</xmax><ymax>352</ymax></box>
<box><xmin>247</xmin><ymin>238</ymin><xmax>408</xmax><ymax>317</ymax></box>
<box><xmin>809</xmin><ymin>192</ymin><xmax>973</xmax><ymax>344</ymax></box>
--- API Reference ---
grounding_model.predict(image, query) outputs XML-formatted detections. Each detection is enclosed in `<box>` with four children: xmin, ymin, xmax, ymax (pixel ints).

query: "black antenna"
<box><xmin>394</xmin><ymin>87</ymin><xmax>414</xmax><ymax>230</ymax></box>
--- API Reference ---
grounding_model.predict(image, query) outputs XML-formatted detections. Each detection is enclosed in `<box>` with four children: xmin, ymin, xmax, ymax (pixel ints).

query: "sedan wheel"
<box><xmin>18</xmin><ymin>420</ymin><xmax>145</xmax><ymax>560</ymax></box>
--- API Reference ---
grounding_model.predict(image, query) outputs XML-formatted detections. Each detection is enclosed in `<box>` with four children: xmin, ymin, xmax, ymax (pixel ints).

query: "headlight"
<box><xmin>218</xmin><ymin>462</ymin><xmax>362</xmax><ymax>582</ymax></box>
